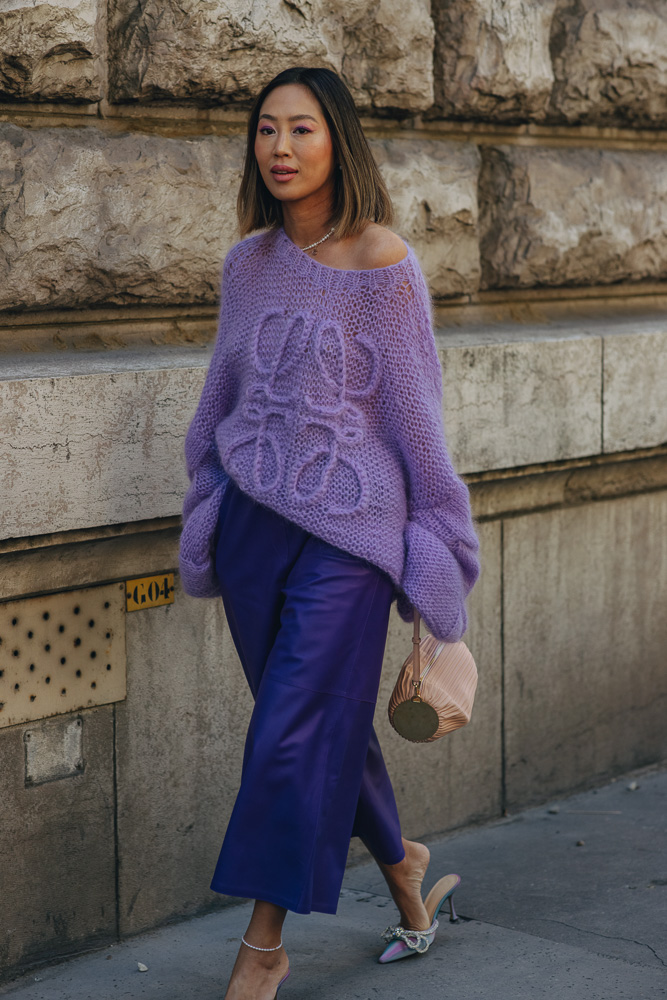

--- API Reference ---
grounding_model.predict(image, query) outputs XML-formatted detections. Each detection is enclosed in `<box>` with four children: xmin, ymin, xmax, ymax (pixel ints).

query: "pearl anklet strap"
<box><xmin>241</xmin><ymin>935</ymin><xmax>283</xmax><ymax>952</ymax></box>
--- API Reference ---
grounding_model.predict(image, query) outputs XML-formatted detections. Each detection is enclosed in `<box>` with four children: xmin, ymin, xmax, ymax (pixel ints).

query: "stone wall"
<box><xmin>1</xmin><ymin>0</ymin><xmax>666</xmax><ymax>981</ymax></box>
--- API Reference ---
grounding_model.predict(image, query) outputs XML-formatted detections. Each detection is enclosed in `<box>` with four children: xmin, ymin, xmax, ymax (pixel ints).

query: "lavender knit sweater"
<box><xmin>179</xmin><ymin>225</ymin><xmax>481</xmax><ymax>641</ymax></box>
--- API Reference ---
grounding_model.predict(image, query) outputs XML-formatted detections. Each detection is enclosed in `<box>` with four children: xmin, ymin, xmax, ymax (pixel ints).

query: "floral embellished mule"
<box><xmin>378</xmin><ymin>873</ymin><xmax>461</xmax><ymax>963</ymax></box>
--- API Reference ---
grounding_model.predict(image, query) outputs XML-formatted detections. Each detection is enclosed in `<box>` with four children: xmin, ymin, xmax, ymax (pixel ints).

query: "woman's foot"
<box><xmin>223</xmin><ymin>942</ymin><xmax>289</xmax><ymax>1000</ymax></box>
<box><xmin>376</xmin><ymin>837</ymin><xmax>431</xmax><ymax>931</ymax></box>
<box><xmin>224</xmin><ymin>900</ymin><xmax>289</xmax><ymax>1000</ymax></box>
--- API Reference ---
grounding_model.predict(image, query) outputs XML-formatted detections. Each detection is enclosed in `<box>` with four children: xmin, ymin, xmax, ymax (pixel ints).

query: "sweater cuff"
<box><xmin>396</xmin><ymin>503</ymin><xmax>480</xmax><ymax>642</ymax></box>
<box><xmin>178</xmin><ymin>480</ymin><xmax>227</xmax><ymax>598</ymax></box>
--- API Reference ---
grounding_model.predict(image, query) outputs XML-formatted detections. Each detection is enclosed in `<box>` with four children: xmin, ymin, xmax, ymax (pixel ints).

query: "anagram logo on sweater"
<box><xmin>223</xmin><ymin>308</ymin><xmax>381</xmax><ymax>514</ymax></box>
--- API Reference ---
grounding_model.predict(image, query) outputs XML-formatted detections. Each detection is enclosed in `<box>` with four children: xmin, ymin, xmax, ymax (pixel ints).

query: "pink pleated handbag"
<box><xmin>388</xmin><ymin>609</ymin><xmax>478</xmax><ymax>743</ymax></box>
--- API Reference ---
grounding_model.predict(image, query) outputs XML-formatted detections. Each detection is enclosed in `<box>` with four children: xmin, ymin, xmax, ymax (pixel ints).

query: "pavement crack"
<box><xmin>539</xmin><ymin>917</ymin><xmax>667</xmax><ymax>967</ymax></box>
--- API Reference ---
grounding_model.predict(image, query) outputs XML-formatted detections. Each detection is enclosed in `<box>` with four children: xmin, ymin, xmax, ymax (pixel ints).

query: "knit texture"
<box><xmin>179</xmin><ymin>225</ymin><xmax>481</xmax><ymax>641</ymax></box>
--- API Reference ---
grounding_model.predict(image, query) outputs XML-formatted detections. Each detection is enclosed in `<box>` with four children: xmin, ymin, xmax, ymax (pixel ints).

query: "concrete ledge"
<box><xmin>440</xmin><ymin>331</ymin><xmax>601</xmax><ymax>473</ymax></box>
<box><xmin>2</xmin><ymin>347</ymin><xmax>199</xmax><ymax>539</ymax></box>
<box><xmin>2</xmin><ymin>317</ymin><xmax>666</xmax><ymax>539</ymax></box>
<box><xmin>603</xmin><ymin>328</ymin><xmax>667</xmax><ymax>452</ymax></box>
<box><xmin>470</xmin><ymin>448</ymin><xmax>667</xmax><ymax>519</ymax></box>
<box><xmin>2</xmin><ymin>448</ymin><xmax>666</xmax><ymax>604</ymax></box>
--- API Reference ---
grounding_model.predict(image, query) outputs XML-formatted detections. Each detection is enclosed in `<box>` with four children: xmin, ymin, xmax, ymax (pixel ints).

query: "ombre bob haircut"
<box><xmin>237</xmin><ymin>66</ymin><xmax>393</xmax><ymax>239</ymax></box>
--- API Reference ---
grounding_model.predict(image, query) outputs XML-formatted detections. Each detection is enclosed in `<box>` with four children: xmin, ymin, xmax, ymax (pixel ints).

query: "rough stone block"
<box><xmin>0</xmin><ymin>357</ymin><xmax>204</xmax><ymax>539</ymax></box>
<box><xmin>368</xmin><ymin>519</ymin><xmax>502</xmax><ymax>849</ymax></box>
<box><xmin>116</xmin><ymin>580</ymin><xmax>254</xmax><ymax>933</ymax></box>
<box><xmin>0</xmin><ymin>125</ymin><xmax>475</xmax><ymax>310</ymax></box>
<box><xmin>372</xmin><ymin>138</ymin><xmax>480</xmax><ymax>297</ymax></box>
<box><xmin>439</xmin><ymin>330</ymin><xmax>601</xmax><ymax>473</ymax></box>
<box><xmin>503</xmin><ymin>491</ymin><xmax>667</xmax><ymax>808</ymax></box>
<box><xmin>107</xmin><ymin>0</ymin><xmax>434</xmax><ymax>113</ymax></box>
<box><xmin>550</xmin><ymin>0</ymin><xmax>667</xmax><ymax>127</ymax></box>
<box><xmin>0</xmin><ymin>123</ymin><xmax>244</xmax><ymax>311</ymax></box>
<box><xmin>603</xmin><ymin>327</ymin><xmax>667</xmax><ymax>453</ymax></box>
<box><xmin>337</xmin><ymin>0</ymin><xmax>434</xmax><ymax>114</ymax></box>
<box><xmin>0</xmin><ymin>0</ymin><xmax>101</xmax><ymax>103</ymax></box>
<box><xmin>479</xmin><ymin>145</ymin><xmax>667</xmax><ymax>289</ymax></box>
<box><xmin>432</xmin><ymin>0</ymin><xmax>557</xmax><ymax>121</ymax></box>
<box><xmin>0</xmin><ymin>707</ymin><xmax>115</xmax><ymax>973</ymax></box>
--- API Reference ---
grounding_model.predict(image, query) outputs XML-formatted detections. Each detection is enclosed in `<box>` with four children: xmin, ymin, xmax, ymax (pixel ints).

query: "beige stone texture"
<box><xmin>336</xmin><ymin>0</ymin><xmax>434</xmax><ymax>113</ymax></box>
<box><xmin>479</xmin><ymin>146</ymin><xmax>667</xmax><ymax>289</ymax></box>
<box><xmin>438</xmin><ymin>330</ymin><xmax>601</xmax><ymax>473</ymax></box>
<box><xmin>107</xmin><ymin>0</ymin><xmax>434</xmax><ymax>112</ymax></box>
<box><xmin>362</xmin><ymin>518</ymin><xmax>502</xmax><ymax>858</ymax></box>
<box><xmin>372</xmin><ymin>138</ymin><xmax>480</xmax><ymax>297</ymax></box>
<box><xmin>550</xmin><ymin>0</ymin><xmax>667</xmax><ymax>127</ymax></box>
<box><xmin>0</xmin><ymin>0</ymin><xmax>102</xmax><ymax>103</ymax></box>
<box><xmin>116</xmin><ymin>582</ymin><xmax>254</xmax><ymax>933</ymax></box>
<box><xmin>603</xmin><ymin>328</ymin><xmax>667</xmax><ymax>453</ymax></box>
<box><xmin>0</xmin><ymin>356</ymin><xmax>203</xmax><ymax>539</ymax></box>
<box><xmin>503</xmin><ymin>490</ymin><xmax>667</xmax><ymax>809</ymax></box>
<box><xmin>0</xmin><ymin>125</ymin><xmax>479</xmax><ymax>311</ymax></box>
<box><xmin>0</xmin><ymin>124</ymin><xmax>244</xmax><ymax>311</ymax></box>
<box><xmin>432</xmin><ymin>0</ymin><xmax>557</xmax><ymax>121</ymax></box>
<box><xmin>0</xmin><ymin>707</ymin><xmax>115</xmax><ymax>971</ymax></box>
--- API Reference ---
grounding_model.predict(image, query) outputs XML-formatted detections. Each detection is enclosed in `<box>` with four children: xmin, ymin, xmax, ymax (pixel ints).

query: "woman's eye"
<box><xmin>258</xmin><ymin>126</ymin><xmax>311</xmax><ymax>135</ymax></box>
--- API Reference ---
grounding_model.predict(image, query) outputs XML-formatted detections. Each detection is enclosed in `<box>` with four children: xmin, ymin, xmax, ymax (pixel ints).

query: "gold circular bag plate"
<box><xmin>392</xmin><ymin>699</ymin><xmax>439</xmax><ymax>742</ymax></box>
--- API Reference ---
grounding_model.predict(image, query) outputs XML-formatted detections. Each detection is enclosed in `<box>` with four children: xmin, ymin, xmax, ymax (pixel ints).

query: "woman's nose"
<box><xmin>272</xmin><ymin>131</ymin><xmax>292</xmax><ymax>155</ymax></box>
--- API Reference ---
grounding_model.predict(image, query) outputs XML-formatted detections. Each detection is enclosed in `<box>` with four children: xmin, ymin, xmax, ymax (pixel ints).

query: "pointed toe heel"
<box><xmin>378</xmin><ymin>873</ymin><xmax>461</xmax><ymax>963</ymax></box>
<box><xmin>378</xmin><ymin>921</ymin><xmax>438</xmax><ymax>963</ymax></box>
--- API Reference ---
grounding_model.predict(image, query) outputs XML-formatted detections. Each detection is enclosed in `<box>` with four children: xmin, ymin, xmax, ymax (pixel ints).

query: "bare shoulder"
<box><xmin>355</xmin><ymin>223</ymin><xmax>408</xmax><ymax>269</ymax></box>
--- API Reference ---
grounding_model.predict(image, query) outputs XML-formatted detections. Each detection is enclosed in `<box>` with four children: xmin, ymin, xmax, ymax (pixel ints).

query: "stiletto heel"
<box><xmin>448</xmin><ymin>893</ymin><xmax>458</xmax><ymax>923</ymax></box>
<box><xmin>378</xmin><ymin>873</ymin><xmax>461</xmax><ymax>963</ymax></box>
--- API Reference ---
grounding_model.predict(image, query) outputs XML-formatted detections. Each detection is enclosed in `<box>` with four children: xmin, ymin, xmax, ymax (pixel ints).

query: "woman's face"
<box><xmin>254</xmin><ymin>83</ymin><xmax>336</xmax><ymax>205</ymax></box>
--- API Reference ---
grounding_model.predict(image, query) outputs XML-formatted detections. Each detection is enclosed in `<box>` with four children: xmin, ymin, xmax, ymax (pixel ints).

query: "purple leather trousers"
<box><xmin>210</xmin><ymin>476</ymin><xmax>405</xmax><ymax>915</ymax></box>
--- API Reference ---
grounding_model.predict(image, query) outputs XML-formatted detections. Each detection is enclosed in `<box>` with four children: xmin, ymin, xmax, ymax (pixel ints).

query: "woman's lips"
<box><xmin>271</xmin><ymin>169</ymin><xmax>298</xmax><ymax>182</ymax></box>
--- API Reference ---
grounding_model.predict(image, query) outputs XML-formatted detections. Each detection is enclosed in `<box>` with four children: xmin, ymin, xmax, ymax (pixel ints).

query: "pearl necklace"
<box><xmin>299</xmin><ymin>225</ymin><xmax>336</xmax><ymax>255</ymax></box>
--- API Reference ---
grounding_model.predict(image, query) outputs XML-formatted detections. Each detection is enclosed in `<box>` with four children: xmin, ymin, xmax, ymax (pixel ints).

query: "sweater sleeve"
<box><xmin>178</xmin><ymin>251</ymin><xmax>235</xmax><ymax>598</ymax></box>
<box><xmin>383</xmin><ymin>262</ymin><xmax>481</xmax><ymax>642</ymax></box>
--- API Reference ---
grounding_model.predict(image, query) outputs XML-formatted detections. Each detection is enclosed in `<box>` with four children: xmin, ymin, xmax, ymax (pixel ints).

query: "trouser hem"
<box><xmin>209</xmin><ymin>881</ymin><xmax>340</xmax><ymax>916</ymax></box>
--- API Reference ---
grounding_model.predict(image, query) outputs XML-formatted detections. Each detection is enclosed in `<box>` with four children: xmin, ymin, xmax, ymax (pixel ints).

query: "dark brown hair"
<box><xmin>237</xmin><ymin>66</ymin><xmax>393</xmax><ymax>238</ymax></box>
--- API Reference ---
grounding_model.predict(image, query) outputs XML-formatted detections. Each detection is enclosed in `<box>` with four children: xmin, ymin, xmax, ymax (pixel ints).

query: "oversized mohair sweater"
<box><xmin>178</xmin><ymin>225</ymin><xmax>481</xmax><ymax>641</ymax></box>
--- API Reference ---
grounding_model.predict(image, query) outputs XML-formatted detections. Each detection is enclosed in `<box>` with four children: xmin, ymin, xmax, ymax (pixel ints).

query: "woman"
<box><xmin>179</xmin><ymin>66</ymin><xmax>481</xmax><ymax>1000</ymax></box>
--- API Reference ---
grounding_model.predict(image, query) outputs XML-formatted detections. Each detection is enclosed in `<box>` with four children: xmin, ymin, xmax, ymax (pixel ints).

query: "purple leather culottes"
<box><xmin>210</xmin><ymin>476</ymin><xmax>405</xmax><ymax>915</ymax></box>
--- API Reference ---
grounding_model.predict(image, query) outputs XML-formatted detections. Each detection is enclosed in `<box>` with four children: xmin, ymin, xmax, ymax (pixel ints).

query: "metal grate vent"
<box><xmin>0</xmin><ymin>583</ymin><xmax>126</xmax><ymax>730</ymax></box>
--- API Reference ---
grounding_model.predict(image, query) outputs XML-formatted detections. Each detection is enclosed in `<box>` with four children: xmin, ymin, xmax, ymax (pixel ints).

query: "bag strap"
<box><xmin>412</xmin><ymin>608</ymin><xmax>421</xmax><ymax>687</ymax></box>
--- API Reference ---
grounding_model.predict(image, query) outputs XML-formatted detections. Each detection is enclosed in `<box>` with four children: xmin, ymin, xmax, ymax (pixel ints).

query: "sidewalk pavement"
<box><xmin>3</xmin><ymin>762</ymin><xmax>666</xmax><ymax>1000</ymax></box>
